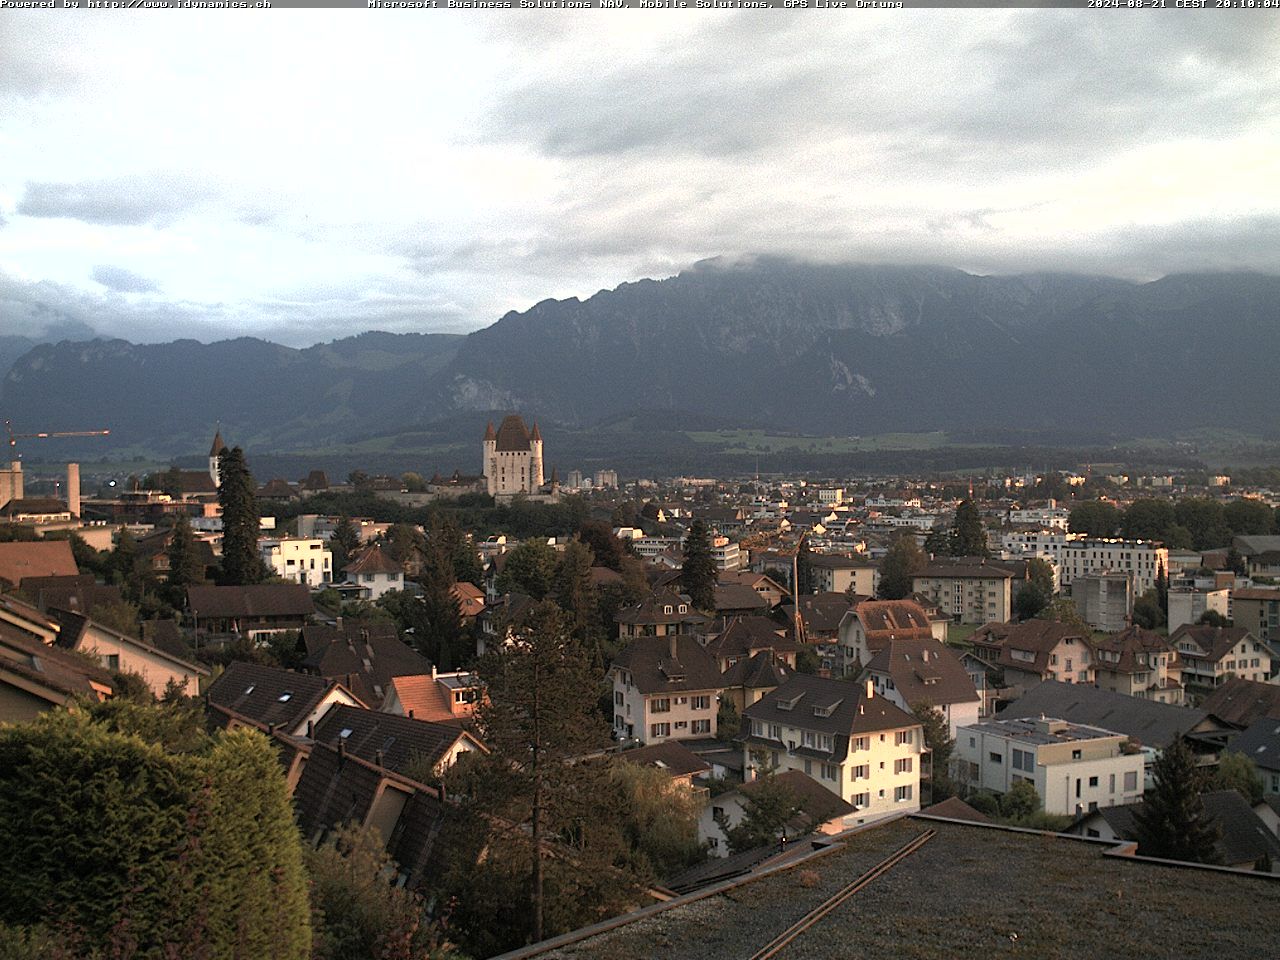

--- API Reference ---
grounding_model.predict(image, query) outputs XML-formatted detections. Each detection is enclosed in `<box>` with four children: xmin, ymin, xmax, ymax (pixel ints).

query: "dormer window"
<box><xmin>664</xmin><ymin>605</ymin><xmax>673</xmax><ymax>615</ymax></box>
<box><xmin>678</xmin><ymin>604</ymin><xmax>687</xmax><ymax>614</ymax></box>
<box><xmin>777</xmin><ymin>693</ymin><xmax>804</xmax><ymax>711</ymax></box>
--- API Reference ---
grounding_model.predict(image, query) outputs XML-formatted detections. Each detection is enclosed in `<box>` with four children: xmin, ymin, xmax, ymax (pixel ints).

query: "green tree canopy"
<box><xmin>328</xmin><ymin>514</ymin><xmax>361</xmax><ymax>576</ymax></box>
<box><xmin>217</xmin><ymin>446</ymin><xmax>264</xmax><ymax>586</ymax></box>
<box><xmin>714</xmin><ymin>769</ymin><xmax>800</xmax><ymax>854</ymax></box>
<box><xmin>1209</xmin><ymin>751</ymin><xmax>1264</xmax><ymax>805</ymax></box>
<box><xmin>949</xmin><ymin>500</ymin><xmax>988</xmax><ymax>557</ymax></box>
<box><xmin>165</xmin><ymin>512</ymin><xmax>205</xmax><ymax>605</ymax></box>
<box><xmin>1069</xmin><ymin>501</ymin><xmax>1120</xmax><ymax>538</ymax></box>
<box><xmin>878</xmin><ymin>534</ymin><xmax>926</xmax><ymax>600</ymax></box>
<box><xmin>1121</xmin><ymin>499</ymin><xmax>1176</xmax><ymax>541</ymax></box>
<box><xmin>496</xmin><ymin>539</ymin><xmax>559</xmax><ymax>600</ymax></box>
<box><xmin>681</xmin><ymin>520</ymin><xmax>717</xmax><ymax>612</ymax></box>
<box><xmin>1134</xmin><ymin>736</ymin><xmax>1222</xmax><ymax>864</ymax></box>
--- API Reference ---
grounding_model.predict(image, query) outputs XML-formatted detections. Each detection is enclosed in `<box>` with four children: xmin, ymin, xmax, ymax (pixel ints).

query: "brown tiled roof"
<box><xmin>921</xmin><ymin>796</ymin><xmax>991</xmax><ymax>823</ymax></box>
<box><xmin>721</xmin><ymin>650</ymin><xmax>792</xmax><ymax>691</ymax></box>
<box><xmin>611</xmin><ymin>634</ymin><xmax>723</xmax><ymax>695</ymax></box>
<box><xmin>494</xmin><ymin>414</ymin><xmax>532</xmax><ymax>452</ymax></box>
<box><xmin>0</xmin><ymin>541</ymin><xmax>78</xmax><ymax>588</ymax></box>
<box><xmin>312</xmin><ymin>704</ymin><xmax>483</xmax><ymax>777</ymax></box>
<box><xmin>19</xmin><ymin>574</ymin><xmax>123</xmax><ymax>616</ymax></box>
<box><xmin>702</xmin><ymin>617</ymin><xmax>796</xmax><ymax>663</ymax></box>
<box><xmin>1090</xmin><ymin>625</ymin><xmax>1178</xmax><ymax>675</ymax></box>
<box><xmin>744</xmin><ymin>674</ymin><xmax>919</xmax><ymax>763</ymax></box>
<box><xmin>451</xmin><ymin>581</ymin><xmax>485</xmax><ymax>618</ymax></box>
<box><xmin>5</xmin><ymin>497</ymin><xmax>68</xmax><ymax>515</ymax></box>
<box><xmin>207</xmin><ymin>661</ymin><xmax>348</xmax><ymax>732</ymax></box>
<box><xmin>615</xmin><ymin>588</ymin><xmax>707</xmax><ymax>627</ymax></box>
<box><xmin>300</xmin><ymin>622</ymin><xmax>430</xmax><ymax>707</ymax></box>
<box><xmin>51</xmin><ymin>608</ymin><xmax>207</xmax><ymax>674</ymax></box>
<box><xmin>1170</xmin><ymin>624</ymin><xmax>1256</xmax><ymax>665</ymax></box>
<box><xmin>783</xmin><ymin>592</ymin><xmax>860</xmax><ymax>637</ymax></box>
<box><xmin>1200</xmin><ymin>676</ymin><xmax>1280</xmax><ymax>729</ymax></box>
<box><xmin>0</xmin><ymin>618</ymin><xmax>114</xmax><ymax>703</ymax></box>
<box><xmin>384</xmin><ymin>672</ymin><xmax>482</xmax><ymax>724</ymax></box>
<box><xmin>616</xmin><ymin>740</ymin><xmax>712</xmax><ymax>779</ymax></box>
<box><xmin>855</xmin><ymin>600</ymin><xmax>934</xmax><ymax>644</ymax></box>
<box><xmin>588</xmin><ymin>566</ymin><xmax>623</xmax><ymax>587</ymax></box>
<box><xmin>343</xmin><ymin>543</ymin><xmax>403</xmax><ymax>576</ymax></box>
<box><xmin>918</xmin><ymin>560</ymin><xmax>1014</xmax><ymax>580</ymax></box>
<box><xmin>1232</xmin><ymin>588</ymin><xmax>1280</xmax><ymax>602</ymax></box>
<box><xmin>140</xmin><ymin>619</ymin><xmax>194</xmax><ymax>661</ymax></box>
<box><xmin>972</xmin><ymin>619</ymin><xmax>1091</xmax><ymax>675</ymax></box>
<box><xmin>865</xmin><ymin>638</ymin><xmax>979</xmax><ymax>707</ymax></box>
<box><xmin>741</xmin><ymin>770</ymin><xmax>856</xmax><ymax>827</ymax></box>
<box><xmin>186</xmin><ymin>583</ymin><xmax>315</xmax><ymax>619</ymax></box>
<box><xmin>713</xmin><ymin>581</ymin><xmax>772</xmax><ymax>613</ymax></box>
<box><xmin>174</xmin><ymin>470</ymin><xmax>217</xmax><ymax>495</ymax></box>
<box><xmin>807</xmin><ymin>553</ymin><xmax>875</xmax><ymax>570</ymax></box>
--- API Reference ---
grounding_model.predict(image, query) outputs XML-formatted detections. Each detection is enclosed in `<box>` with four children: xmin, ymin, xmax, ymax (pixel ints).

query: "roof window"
<box><xmin>278</xmin><ymin>692</ymin><xmax>292</xmax><ymax>702</ymax></box>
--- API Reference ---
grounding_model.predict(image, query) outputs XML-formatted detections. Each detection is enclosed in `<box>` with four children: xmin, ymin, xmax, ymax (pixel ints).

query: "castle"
<box><xmin>482</xmin><ymin>415</ymin><xmax>558</xmax><ymax>502</ymax></box>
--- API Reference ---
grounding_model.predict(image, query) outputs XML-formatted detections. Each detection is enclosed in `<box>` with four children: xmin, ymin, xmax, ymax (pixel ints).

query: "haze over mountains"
<box><xmin>3</xmin><ymin>259</ymin><xmax>1278</xmax><ymax>461</ymax></box>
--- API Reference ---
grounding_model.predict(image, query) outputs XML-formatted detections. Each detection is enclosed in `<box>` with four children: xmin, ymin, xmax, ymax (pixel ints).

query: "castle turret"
<box><xmin>530</xmin><ymin>422</ymin><xmax>544</xmax><ymax>489</ymax></box>
<box><xmin>482</xmin><ymin>421</ymin><xmax>497</xmax><ymax>495</ymax></box>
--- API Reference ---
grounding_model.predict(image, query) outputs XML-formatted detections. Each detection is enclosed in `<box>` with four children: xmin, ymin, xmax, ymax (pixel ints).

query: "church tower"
<box><xmin>530</xmin><ymin>422</ymin><xmax>544</xmax><ymax>490</ymax></box>
<box><xmin>209</xmin><ymin>427</ymin><xmax>228</xmax><ymax>487</ymax></box>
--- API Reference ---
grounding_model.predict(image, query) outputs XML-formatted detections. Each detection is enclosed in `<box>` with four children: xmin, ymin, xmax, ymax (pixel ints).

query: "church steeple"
<box><xmin>209</xmin><ymin>426</ymin><xmax>228</xmax><ymax>486</ymax></box>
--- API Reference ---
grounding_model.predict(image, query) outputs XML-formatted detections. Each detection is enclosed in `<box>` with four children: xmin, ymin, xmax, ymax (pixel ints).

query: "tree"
<box><xmin>495</xmin><ymin>539</ymin><xmax>559</xmax><ymax>600</ymax></box>
<box><xmin>714</xmin><ymin>769</ymin><xmax>800</xmax><ymax>854</ymax></box>
<box><xmin>1132</xmin><ymin>588</ymin><xmax>1165</xmax><ymax>630</ymax></box>
<box><xmin>1174</xmin><ymin>498</ymin><xmax>1228</xmax><ymax>551</ymax></box>
<box><xmin>0</xmin><ymin>709</ymin><xmax>310</xmax><ymax>958</ymax></box>
<box><xmin>384</xmin><ymin>522</ymin><xmax>426</xmax><ymax>568</ymax></box>
<box><xmin>328</xmin><ymin>515</ymin><xmax>361</xmax><ymax>578</ymax></box>
<box><xmin>1224</xmin><ymin>499</ymin><xmax>1275</xmax><ymax>537</ymax></box>
<box><xmin>1198</xmin><ymin>609</ymin><xmax>1231</xmax><ymax>628</ymax></box>
<box><xmin>1043</xmin><ymin>596</ymin><xmax>1089</xmax><ymax>630</ymax></box>
<box><xmin>607</xmin><ymin>762</ymin><xmax>704</xmax><ymax>880</ymax></box>
<box><xmin>1225</xmin><ymin>546</ymin><xmax>1247</xmax><ymax>576</ymax></box>
<box><xmin>795</xmin><ymin>536</ymin><xmax>814</xmax><ymax>596</ymax></box>
<box><xmin>107</xmin><ymin>527</ymin><xmax>149</xmax><ymax>600</ymax></box>
<box><xmin>217</xmin><ymin>446</ymin><xmax>264</xmax><ymax>585</ymax></box>
<box><xmin>165</xmin><ymin>513</ymin><xmax>204</xmax><ymax>605</ymax></box>
<box><xmin>1210</xmin><ymin>751</ymin><xmax>1264</xmax><ymax>805</ymax></box>
<box><xmin>400</xmin><ymin>471</ymin><xmax>428</xmax><ymax>493</ymax></box>
<box><xmin>923</xmin><ymin>525</ymin><xmax>950</xmax><ymax>557</ymax></box>
<box><xmin>1014</xmin><ymin>581</ymin><xmax>1049</xmax><ymax>622</ymax></box>
<box><xmin>445</xmin><ymin>602</ymin><xmax>623</xmax><ymax>951</ymax></box>
<box><xmin>413</xmin><ymin>522</ymin><xmax>466</xmax><ymax>670</ymax></box>
<box><xmin>1121</xmin><ymin>499</ymin><xmax>1176</xmax><ymax>541</ymax></box>
<box><xmin>912</xmin><ymin>701</ymin><xmax>954</xmax><ymax>803</ymax></box>
<box><xmin>306</xmin><ymin>823</ymin><xmax>452</xmax><ymax>960</ymax></box>
<box><xmin>553</xmin><ymin>539</ymin><xmax>601</xmax><ymax>666</ymax></box>
<box><xmin>998</xmin><ymin>780</ymin><xmax>1040</xmax><ymax>821</ymax></box>
<box><xmin>1134</xmin><ymin>736</ymin><xmax>1222</xmax><ymax>864</ymax></box>
<box><xmin>1069</xmin><ymin>501</ymin><xmax>1120</xmax><ymax>538</ymax></box>
<box><xmin>949</xmin><ymin>500</ymin><xmax>988</xmax><ymax>557</ymax></box>
<box><xmin>878</xmin><ymin>534</ymin><xmax>926</xmax><ymax>600</ymax></box>
<box><xmin>576</xmin><ymin>520</ymin><xmax>625</xmax><ymax>572</ymax></box>
<box><xmin>681</xmin><ymin>520</ymin><xmax>717</xmax><ymax>612</ymax></box>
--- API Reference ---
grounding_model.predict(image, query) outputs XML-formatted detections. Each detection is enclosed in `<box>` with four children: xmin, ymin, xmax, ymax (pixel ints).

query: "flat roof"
<box><xmin>512</xmin><ymin>817</ymin><xmax>1280</xmax><ymax>960</ymax></box>
<box><xmin>963</xmin><ymin>717</ymin><xmax>1123</xmax><ymax>746</ymax></box>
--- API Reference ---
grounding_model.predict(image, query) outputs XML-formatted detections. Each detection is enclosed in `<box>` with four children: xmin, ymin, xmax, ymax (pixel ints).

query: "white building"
<box><xmin>1167</xmin><ymin>587</ymin><xmax>1230</xmax><ymax>632</ymax></box>
<box><xmin>1007</xmin><ymin>501</ymin><xmax>1070</xmax><ymax>531</ymax></box>
<box><xmin>1000</xmin><ymin>531</ymin><xmax>1168</xmax><ymax>594</ymax></box>
<box><xmin>341</xmin><ymin>543</ymin><xmax>405</xmax><ymax>601</ymax></box>
<box><xmin>259</xmin><ymin>537</ymin><xmax>332</xmax><ymax>587</ymax></box>
<box><xmin>954</xmin><ymin>716</ymin><xmax>1145</xmax><ymax>816</ymax></box>
<box><xmin>712</xmin><ymin>536</ymin><xmax>742</xmax><ymax>572</ymax></box>
<box><xmin>1072</xmin><ymin>571</ymin><xmax>1134</xmax><ymax>633</ymax></box>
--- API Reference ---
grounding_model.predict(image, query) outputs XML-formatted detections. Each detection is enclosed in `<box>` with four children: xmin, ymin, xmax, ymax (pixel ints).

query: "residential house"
<box><xmin>806</xmin><ymin>554</ymin><xmax>877</xmax><ymax>596</ymax></box>
<box><xmin>476</xmin><ymin>591</ymin><xmax>536</xmax><ymax>656</ymax></box>
<box><xmin>187</xmin><ymin>583</ymin><xmax>315</xmax><ymax>640</ymax></box>
<box><xmin>782</xmin><ymin>592</ymin><xmax>860</xmax><ymax>646</ymax></box>
<box><xmin>206</xmin><ymin>660</ymin><xmax>365</xmax><ymax>737</ymax></box>
<box><xmin>970</xmin><ymin>619</ymin><xmax>1095</xmax><ymax>699</ymax></box>
<box><xmin>313</xmin><ymin>704</ymin><xmax>485</xmax><ymax>780</ymax></box>
<box><xmin>18</xmin><ymin>574</ymin><xmax>123</xmax><ymax>617</ymax></box>
<box><xmin>260</xmin><ymin>537</ymin><xmax>333</xmax><ymax>588</ymax></box>
<box><xmin>451</xmin><ymin>581</ymin><xmax>485</xmax><ymax>623</ymax></box>
<box><xmin>699</xmin><ymin>770</ymin><xmax>857</xmax><ymax>857</ymax></box>
<box><xmin>52</xmin><ymin>609</ymin><xmax>209</xmax><ymax>698</ymax></box>
<box><xmin>1200</xmin><ymin>677</ymin><xmax>1280</xmax><ymax>730</ymax></box>
<box><xmin>742</xmin><ymin>674</ymin><xmax>924</xmax><ymax>818</ymax></box>
<box><xmin>342</xmin><ymin>543</ymin><xmax>404</xmax><ymax>601</ymax></box>
<box><xmin>1230</xmin><ymin>587</ymin><xmax>1280</xmax><ymax>647</ymax></box>
<box><xmin>1067</xmin><ymin>789</ymin><xmax>1280</xmax><ymax>871</ymax></box>
<box><xmin>912</xmin><ymin>560</ymin><xmax>1014</xmax><ymax>625</ymax></box>
<box><xmin>1171</xmin><ymin>625</ymin><xmax>1272</xmax><ymax>689</ymax></box>
<box><xmin>861</xmin><ymin>638</ymin><xmax>981</xmax><ymax>737</ymax></box>
<box><xmin>610</xmin><ymin>634</ymin><xmax>722</xmax><ymax>745</ymax></box>
<box><xmin>615</xmin><ymin>589</ymin><xmax>709</xmax><ymax>642</ymax></box>
<box><xmin>958</xmin><ymin>650</ymin><xmax>998</xmax><ymax>719</ymax></box>
<box><xmin>718</xmin><ymin>570</ymin><xmax>790</xmax><ymax>609</ymax></box>
<box><xmin>1233</xmin><ymin>536</ymin><xmax>1280</xmax><ymax>579</ymax></box>
<box><xmin>1089</xmin><ymin>625</ymin><xmax>1184</xmax><ymax>705</ymax></box>
<box><xmin>712</xmin><ymin>580</ymin><xmax>772</xmax><ymax>618</ymax></box>
<box><xmin>0</xmin><ymin>618</ymin><xmax>113</xmax><ymax>721</ymax></box>
<box><xmin>617</xmin><ymin>740</ymin><xmax>712</xmax><ymax>791</ymax></box>
<box><xmin>836</xmin><ymin>599</ymin><xmax>936</xmax><ymax>676</ymax></box>
<box><xmin>954</xmin><ymin>716</ymin><xmax>1145</xmax><ymax>816</ymax></box>
<box><xmin>381</xmin><ymin>669</ymin><xmax>484</xmax><ymax>724</ymax></box>
<box><xmin>1232</xmin><ymin>720</ymin><xmax>1280</xmax><ymax>796</ymax></box>
<box><xmin>298</xmin><ymin>621</ymin><xmax>432</xmax><ymax>708</ymax></box>
<box><xmin>720</xmin><ymin>650</ymin><xmax>794</xmax><ymax>716</ymax></box>
<box><xmin>700</xmin><ymin>616</ymin><xmax>798</xmax><ymax>673</ymax></box>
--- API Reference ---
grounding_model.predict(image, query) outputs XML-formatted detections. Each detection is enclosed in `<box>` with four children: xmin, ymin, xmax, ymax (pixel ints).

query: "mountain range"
<box><xmin>2</xmin><ymin>259</ymin><xmax>1278</xmax><ymax>467</ymax></box>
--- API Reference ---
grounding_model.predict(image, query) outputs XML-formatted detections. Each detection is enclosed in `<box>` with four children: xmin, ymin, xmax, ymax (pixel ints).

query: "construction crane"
<box><xmin>2</xmin><ymin>419</ymin><xmax>111</xmax><ymax>510</ymax></box>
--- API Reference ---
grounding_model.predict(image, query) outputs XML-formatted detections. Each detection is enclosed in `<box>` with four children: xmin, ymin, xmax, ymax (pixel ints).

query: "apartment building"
<box><xmin>971</xmin><ymin>620</ymin><xmax>1095</xmax><ymax>699</ymax></box>
<box><xmin>1072</xmin><ymin>572</ymin><xmax>1133</xmax><ymax>633</ymax></box>
<box><xmin>259</xmin><ymin>537</ymin><xmax>332</xmax><ymax>588</ymax></box>
<box><xmin>954</xmin><ymin>716</ymin><xmax>1145</xmax><ymax>816</ymax></box>
<box><xmin>1089</xmin><ymin>625</ymin><xmax>1184</xmax><ymax>705</ymax></box>
<box><xmin>912</xmin><ymin>560</ymin><xmax>1013</xmax><ymax>625</ymax></box>
<box><xmin>1000</xmin><ymin>531</ymin><xmax>1168</xmax><ymax>594</ymax></box>
<box><xmin>1170</xmin><ymin>625</ymin><xmax>1273</xmax><ymax>688</ymax></box>
<box><xmin>610</xmin><ymin>634</ymin><xmax>722</xmax><ymax>745</ymax></box>
<box><xmin>1232</xmin><ymin>587</ymin><xmax>1280</xmax><ymax>645</ymax></box>
<box><xmin>807</xmin><ymin>554</ymin><xmax>878</xmax><ymax>596</ymax></box>
<box><xmin>743</xmin><ymin>675</ymin><xmax>923</xmax><ymax>821</ymax></box>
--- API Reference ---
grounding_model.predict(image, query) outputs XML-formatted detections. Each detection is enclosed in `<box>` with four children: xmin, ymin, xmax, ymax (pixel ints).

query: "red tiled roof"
<box><xmin>494</xmin><ymin>414</ymin><xmax>532</xmax><ymax>452</ymax></box>
<box><xmin>0</xmin><ymin>541</ymin><xmax>78</xmax><ymax>588</ymax></box>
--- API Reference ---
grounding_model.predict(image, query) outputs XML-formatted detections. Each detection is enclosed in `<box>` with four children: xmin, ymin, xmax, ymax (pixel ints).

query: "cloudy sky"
<box><xmin>0</xmin><ymin>12</ymin><xmax>1276</xmax><ymax>347</ymax></box>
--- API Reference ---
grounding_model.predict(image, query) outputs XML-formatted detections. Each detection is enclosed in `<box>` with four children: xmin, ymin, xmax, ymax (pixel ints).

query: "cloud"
<box><xmin>92</xmin><ymin>265</ymin><xmax>159</xmax><ymax>294</ymax></box>
<box><xmin>18</xmin><ymin>174</ymin><xmax>216</xmax><ymax>227</ymax></box>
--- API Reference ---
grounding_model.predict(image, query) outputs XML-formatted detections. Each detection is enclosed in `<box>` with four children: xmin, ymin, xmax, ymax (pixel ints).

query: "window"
<box><xmin>853</xmin><ymin>792</ymin><xmax>870</xmax><ymax>808</ymax></box>
<box><xmin>692</xmin><ymin>695</ymin><xmax>710</xmax><ymax>710</ymax></box>
<box><xmin>650</xmin><ymin>723</ymin><xmax>670</xmax><ymax>738</ymax></box>
<box><xmin>804</xmin><ymin>759</ymin><xmax>813</xmax><ymax>776</ymax></box>
<box><xmin>894</xmin><ymin>785</ymin><xmax>913</xmax><ymax>802</ymax></box>
<box><xmin>1109</xmin><ymin>774</ymin><xmax>1116</xmax><ymax>793</ymax></box>
<box><xmin>803</xmin><ymin>731</ymin><xmax>816</xmax><ymax>748</ymax></box>
<box><xmin>894</xmin><ymin>758</ymin><xmax>913</xmax><ymax>774</ymax></box>
<box><xmin>821</xmin><ymin>763</ymin><xmax>838</xmax><ymax>781</ymax></box>
<box><xmin>895</xmin><ymin>730</ymin><xmax>914</xmax><ymax>746</ymax></box>
<box><xmin>852</xmin><ymin>736</ymin><xmax>869</xmax><ymax>751</ymax></box>
<box><xmin>614</xmin><ymin>691</ymin><xmax>623</xmax><ymax>706</ymax></box>
<box><xmin>692</xmin><ymin>719</ymin><xmax>711</xmax><ymax>735</ymax></box>
<box><xmin>851</xmin><ymin>764</ymin><xmax>869</xmax><ymax>781</ymax></box>
<box><xmin>768</xmin><ymin>724</ymin><xmax>782</xmax><ymax>740</ymax></box>
<box><xmin>1071</xmin><ymin>749</ymin><xmax>1082</xmax><ymax>760</ymax></box>
<box><xmin>1088</xmin><ymin>776</ymin><xmax>1099</xmax><ymax>788</ymax></box>
<box><xmin>651</xmin><ymin>698</ymin><xmax>671</xmax><ymax>713</ymax></box>
<box><xmin>1124</xmin><ymin>771</ymin><xmax>1139</xmax><ymax>791</ymax></box>
<box><xmin>989</xmin><ymin>752</ymin><xmax>1003</xmax><ymax>764</ymax></box>
<box><xmin>103</xmin><ymin>654</ymin><xmax>121</xmax><ymax>670</ymax></box>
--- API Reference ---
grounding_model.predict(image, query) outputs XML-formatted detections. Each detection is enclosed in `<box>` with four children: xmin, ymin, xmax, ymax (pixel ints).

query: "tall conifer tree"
<box><xmin>217</xmin><ymin>446</ymin><xmax>263</xmax><ymax>586</ymax></box>
<box><xmin>1134</xmin><ymin>736</ymin><xmax>1221</xmax><ymax>864</ymax></box>
<box><xmin>682</xmin><ymin>520</ymin><xmax>717</xmax><ymax>612</ymax></box>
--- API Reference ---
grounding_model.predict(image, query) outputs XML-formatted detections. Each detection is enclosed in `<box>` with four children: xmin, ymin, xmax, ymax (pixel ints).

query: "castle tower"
<box><xmin>209</xmin><ymin>428</ymin><xmax>228</xmax><ymax>487</ymax></box>
<box><xmin>482</xmin><ymin>421</ymin><xmax>497</xmax><ymax>495</ymax></box>
<box><xmin>530</xmin><ymin>422</ymin><xmax>544</xmax><ymax>490</ymax></box>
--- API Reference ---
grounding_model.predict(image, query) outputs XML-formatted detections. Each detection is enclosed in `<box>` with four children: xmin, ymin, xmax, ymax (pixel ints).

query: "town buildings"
<box><xmin>610</xmin><ymin>634</ymin><xmax>721</xmax><ymax>745</ymax></box>
<box><xmin>913</xmin><ymin>560</ymin><xmax>1013</xmax><ymax>625</ymax></box>
<box><xmin>259</xmin><ymin>536</ymin><xmax>333</xmax><ymax>587</ymax></box>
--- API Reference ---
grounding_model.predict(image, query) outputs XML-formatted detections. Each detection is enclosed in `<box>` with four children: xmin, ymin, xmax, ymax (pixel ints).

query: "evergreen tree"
<box><xmin>495</xmin><ymin>540</ymin><xmax>559</xmax><ymax>599</ymax></box>
<box><xmin>923</xmin><ymin>525</ymin><xmax>950</xmax><ymax>557</ymax></box>
<box><xmin>328</xmin><ymin>514</ymin><xmax>361</xmax><ymax>578</ymax></box>
<box><xmin>108</xmin><ymin>527</ymin><xmax>145</xmax><ymax>599</ymax></box>
<box><xmin>415</xmin><ymin>523</ymin><xmax>465</xmax><ymax>670</ymax></box>
<box><xmin>878</xmin><ymin>534</ymin><xmax>926</xmax><ymax>600</ymax></box>
<box><xmin>949</xmin><ymin>500</ymin><xmax>988</xmax><ymax>557</ymax></box>
<box><xmin>217</xmin><ymin>446</ymin><xmax>263</xmax><ymax>585</ymax></box>
<box><xmin>714</xmin><ymin>769</ymin><xmax>801</xmax><ymax>854</ymax></box>
<box><xmin>912</xmin><ymin>701</ymin><xmax>955</xmax><ymax>803</ymax></box>
<box><xmin>681</xmin><ymin>520</ymin><xmax>717</xmax><ymax>612</ymax></box>
<box><xmin>450</xmin><ymin>602</ymin><xmax>619</xmax><ymax>948</ymax></box>
<box><xmin>795</xmin><ymin>536</ymin><xmax>814</xmax><ymax>595</ymax></box>
<box><xmin>554</xmin><ymin>539</ymin><xmax>601</xmax><ymax>665</ymax></box>
<box><xmin>1134</xmin><ymin>736</ymin><xmax>1222</xmax><ymax>864</ymax></box>
<box><xmin>576</xmin><ymin>520</ymin><xmax>625</xmax><ymax>572</ymax></box>
<box><xmin>165</xmin><ymin>513</ymin><xmax>204</xmax><ymax>605</ymax></box>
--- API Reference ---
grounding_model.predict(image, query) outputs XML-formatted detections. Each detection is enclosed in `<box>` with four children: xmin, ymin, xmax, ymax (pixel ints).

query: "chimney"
<box><xmin>669</xmin><ymin>634</ymin><xmax>679</xmax><ymax>660</ymax></box>
<box><xmin>408</xmin><ymin>709</ymin><xmax>415</xmax><ymax>720</ymax></box>
<box><xmin>865</xmin><ymin>678</ymin><xmax>875</xmax><ymax>699</ymax></box>
<box><xmin>432</xmin><ymin>663</ymin><xmax>437</xmax><ymax>680</ymax></box>
<box><xmin>306</xmin><ymin>720</ymin><xmax>314</xmax><ymax>738</ymax></box>
<box><xmin>335</xmin><ymin>616</ymin><xmax>344</xmax><ymax>631</ymax></box>
<box><xmin>66</xmin><ymin>463</ymin><xmax>80</xmax><ymax>518</ymax></box>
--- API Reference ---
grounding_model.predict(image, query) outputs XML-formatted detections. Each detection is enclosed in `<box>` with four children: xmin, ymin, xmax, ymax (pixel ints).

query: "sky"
<box><xmin>0</xmin><ymin>12</ymin><xmax>1276</xmax><ymax>347</ymax></box>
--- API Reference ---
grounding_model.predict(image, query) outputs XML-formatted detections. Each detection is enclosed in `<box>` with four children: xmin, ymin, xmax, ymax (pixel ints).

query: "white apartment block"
<box><xmin>1000</xmin><ymin>531</ymin><xmax>1168</xmax><ymax>594</ymax></box>
<box><xmin>954</xmin><ymin>717</ymin><xmax>1145</xmax><ymax>816</ymax></box>
<box><xmin>1007</xmin><ymin>502</ymin><xmax>1071</xmax><ymax>530</ymax></box>
<box><xmin>259</xmin><ymin>537</ymin><xmax>332</xmax><ymax>587</ymax></box>
<box><xmin>712</xmin><ymin>536</ymin><xmax>742</xmax><ymax>572</ymax></box>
